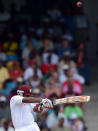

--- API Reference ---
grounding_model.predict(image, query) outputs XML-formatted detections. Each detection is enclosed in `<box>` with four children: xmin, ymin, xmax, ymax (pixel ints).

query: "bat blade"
<box><xmin>53</xmin><ymin>96</ymin><xmax>90</xmax><ymax>105</ymax></box>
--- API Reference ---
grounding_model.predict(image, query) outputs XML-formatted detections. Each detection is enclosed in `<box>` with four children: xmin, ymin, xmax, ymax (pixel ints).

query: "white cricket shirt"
<box><xmin>10</xmin><ymin>95</ymin><xmax>36</xmax><ymax>129</ymax></box>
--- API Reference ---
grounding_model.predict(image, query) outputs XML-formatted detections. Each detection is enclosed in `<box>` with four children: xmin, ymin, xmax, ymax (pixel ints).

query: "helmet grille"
<box><xmin>17</xmin><ymin>90</ymin><xmax>24</xmax><ymax>96</ymax></box>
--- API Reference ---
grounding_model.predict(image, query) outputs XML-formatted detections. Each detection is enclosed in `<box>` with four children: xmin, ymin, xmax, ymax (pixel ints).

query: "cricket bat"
<box><xmin>53</xmin><ymin>96</ymin><xmax>90</xmax><ymax>105</ymax></box>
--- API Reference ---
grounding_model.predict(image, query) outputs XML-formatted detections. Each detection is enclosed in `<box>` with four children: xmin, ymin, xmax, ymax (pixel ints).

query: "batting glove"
<box><xmin>40</xmin><ymin>99</ymin><xmax>53</xmax><ymax>109</ymax></box>
<box><xmin>36</xmin><ymin>104</ymin><xmax>43</xmax><ymax>112</ymax></box>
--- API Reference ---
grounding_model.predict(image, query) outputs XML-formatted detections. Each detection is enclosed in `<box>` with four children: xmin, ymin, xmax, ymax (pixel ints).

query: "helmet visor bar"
<box><xmin>17</xmin><ymin>90</ymin><xmax>24</xmax><ymax>96</ymax></box>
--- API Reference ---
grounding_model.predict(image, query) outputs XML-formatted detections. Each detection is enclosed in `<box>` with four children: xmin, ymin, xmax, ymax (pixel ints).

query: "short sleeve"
<box><xmin>10</xmin><ymin>95</ymin><xmax>23</xmax><ymax>106</ymax></box>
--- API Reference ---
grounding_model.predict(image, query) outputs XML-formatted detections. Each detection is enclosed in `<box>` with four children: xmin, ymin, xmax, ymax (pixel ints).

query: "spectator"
<box><xmin>22</xmin><ymin>40</ymin><xmax>34</xmax><ymax>60</ymax></box>
<box><xmin>19</xmin><ymin>34</ymin><xmax>28</xmax><ymax>50</ymax></box>
<box><xmin>43</xmin><ymin>67</ymin><xmax>55</xmax><ymax>82</ymax></box>
<box><xmin>3</xmin><ymin>34</ymin><xmax>18</xmax><ymax>54</ymax></box>
<box><xmin>40</xmin><ymin>37</ymin><xmax>54</xmax><ymax>54</ymax></box>
<box><xmin>57</xmin><ymin>39</ymin><xmax>73</xmax><ymax>56</ymax></box>
<box><xmin>68</xmin><ymin>68</ymin><xmax>85</xmax><ymax>84</ymax></box>
<box><xmin>59</xmin><ymin>65</ymin><xmax>85</xmax><ymax>85</ymax></box>
<box><xmin>0</xmin><ymin>96</ymin><xmax>11</xmax><ymax>121</ymax></box>
<box><xmin>28</xmin><ymin>69</ymin><xmax>42</xmax><ymax>89</ymax></box>
<box><xmin>9</xmin><ymin>61</ymin><xmax>23</xmax><ymax>81</ymax></box>
<box><xmin>3</xmin><ymin>34</ymin><xmax>18</xmax><ymax>61</ymax></box>
<box><xmin>24</xmin><ymin>59</ymin><xmax>43</xmax><ymax>81</ymax></box>
<box><xmin>0</xmin><ymin>119</ymin><xmax>14</xmax><ymax>131</ymax></box>
<box><xmin>71</xmin><ymin>114</ymin><xmax>84</xmax><ymax>131</ymax></box>
<box><xmin>0</xmin><ymin>46</ymin><xmax>7</xmax><ymax>61</ymax></box>
<box><xmin>6</xmin><ymin>61</ymin><xmax>13</xmax><ymax>71</ymax></box>
<box><xmin>58</xmin><ymin>106</ymin><xmax>69</xmax><ymax>127</ymax></box>
<box><xmin>45</xmin><ymin>71</ymin><xmax>61</xmax><ymax>89</ymax></box>
<box><xmin>42</xmin><ymin>48</ymin><xmax>59</xmax><ymax>65</ymax></box>
<box><xmin>0</xmin><ymin>52</ymin><xmax>7</xmax><ymax>62</ymax></box>
<box><xmin>46</xmin><ymin>110</ymin><xmax>58</xmax><ymax>129</ymax></box>
<box><xmin>59</xmin><ymin>64</ymin><xmax>69</xmax><ymax>79</ymax></box>
<box><xmin>42</xmin><ymin>48</ymin><xmax>59</xmax><ymax>74</ymax></box>
<box><xmin>30</xmin><ymin>30</ymin><xmax>40</xmax><ymax>49</ymax></box>
<box><xmin>0</xmin><ymin>80</ymin><xmax>17</xmax><ymax>98</ymax></box>
<box><xmin>0</xmin><ymin>61</ymin><xmax>10</xmax><ymax>89</ymax></box>
<box><xmin>62</xmin><ymin>75</ymin><xmax>83</xmax><ymax>96</ymax></box>
<box><xmin>45</xmin><ymin>80</ymin><xmax>61</xmax><ymax>98</ymax></box>
<box><xmin>22</xmin><ymin>59</ymin><xmax>30</xmax><ymax>70</ymax></box>
<box><xmin>32</xmin><ymin>88</ymin><xmax>41</xmax><ymax>97</ymax></box>
<box><xmin>77</xmin><ymin>44</ymin><xmax>90</xmax><ymax>85</ymax></box>
<box><xmin>64</xmin><ymin>104</ymin><xmax>83</xmax><ymax>120</ymax></box>
<box><xmin>59</xmin><ymin>51</ymin><xmax>76</xmax><ymax>68</ymax></box>
<box><xmin>52</xmin><ymin>115</ymin><xmax>71</xmax><ymax>131</ymax></box>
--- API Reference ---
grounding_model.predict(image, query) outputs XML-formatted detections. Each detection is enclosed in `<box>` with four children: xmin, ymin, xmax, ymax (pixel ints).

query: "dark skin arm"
<box><xmin>22</xmin><ymin>97</ymin><xmax>41</xmax><ymax>103</ymax></box>
<box><xmin>22</xmin><ymin>97</ymin><xmax>42</xmax><ymax>113</ymax></box>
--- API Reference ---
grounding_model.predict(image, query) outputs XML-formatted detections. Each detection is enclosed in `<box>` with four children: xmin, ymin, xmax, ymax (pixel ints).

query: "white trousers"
<box><xmin>15</xmin><ymin>123</ymin><xmax>40</xmax><ymax>131</ymax></box>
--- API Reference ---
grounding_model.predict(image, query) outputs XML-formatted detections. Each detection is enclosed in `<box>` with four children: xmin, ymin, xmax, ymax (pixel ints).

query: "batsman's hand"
<box><xmin>40</xmin><ymin>98</ymin><xmax>53</xmax><ymax>109</ymax></box>
<box><xmin>33</xmin><ymin>104</ymin><xmax>43</xmax><ymax>113</ymax></box>
<box><xmin>36</xmin><ymin>104</ymin><xmax>43</xmax><ymax>112</ymax></box>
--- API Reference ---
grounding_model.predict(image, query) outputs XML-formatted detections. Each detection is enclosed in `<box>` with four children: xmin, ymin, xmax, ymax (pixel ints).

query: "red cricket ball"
<box><xmin>77</xmin><ymin>2</ymin><xmax>82</xmax><ymax>7</ymax></box>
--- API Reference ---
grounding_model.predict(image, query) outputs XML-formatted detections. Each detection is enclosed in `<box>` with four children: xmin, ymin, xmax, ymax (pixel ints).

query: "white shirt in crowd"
<box><xmin>42</xmin><ymin>53</ymin><xmax>59</xmax><ymax>65</ymax></box>
<box><xmin>22</xmin><ymin>47</ymin><xmax>31</xmax><ymax>59</ymax></box>
<box><xmin>24</xmin><ymin>67</ymin><xmax>43</xmax><ymax>80</ymax></box>
<box><xmin>0</xmin><ymin>52</ymin><xmax>7</xmax><ymax>61</ymax></box>
<box><xmin>30</xmin><ymin>80</ymin><xmax>41</xmax><ymax>89</ymax></box>
<box><xmin>59</xmin><ymin>73</ymin><xmax>85</xmax><ymax>84</ymax></box>
<box><xmin>46</xmin><ymin>113</ymin><xmax>58</xmax><ymax>128</ymax></box>
<box><xmin>10</xmin><ymin>95</ymin><xmax>37</xmax><ymax>130</ymax></box>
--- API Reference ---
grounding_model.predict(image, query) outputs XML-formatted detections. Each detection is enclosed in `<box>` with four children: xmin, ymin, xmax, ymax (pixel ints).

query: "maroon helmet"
<box><xmin>17</xmin><ymin>85</ymin><xmax>33</xmax><ymax>96</ymax></box>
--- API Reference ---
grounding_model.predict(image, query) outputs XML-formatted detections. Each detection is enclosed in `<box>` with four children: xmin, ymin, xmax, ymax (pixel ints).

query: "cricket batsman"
<box><xmin>10</xmin><ymin>84</ymin><xmax>53</xmax><ymax>131</ymax></box>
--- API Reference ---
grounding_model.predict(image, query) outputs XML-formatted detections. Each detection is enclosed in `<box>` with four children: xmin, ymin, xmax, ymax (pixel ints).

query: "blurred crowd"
<box><xmin>0</xmin><ymin>0</ymin><xmax>90</xmax><ymax>131</ymax></box>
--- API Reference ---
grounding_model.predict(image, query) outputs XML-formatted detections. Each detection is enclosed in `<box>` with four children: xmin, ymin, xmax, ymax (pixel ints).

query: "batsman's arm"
<box><xmin>22</xmin><ymin>97</ymin><xmax>43</xmax><ymax>113</ymax></box>
<box><xmin>22</xmin><ymin>97</ymin><xmax>41</xmax><ymax>103</ymax></box>
<box><xmin>22</xmin><ymin>97</ymin><xmax>53</xmax><ymax>108</ymax></box>
<box><xmin>22</xmin><ymin>97</ymin><xmax>53</xmax><ymax>110</ymax></box>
